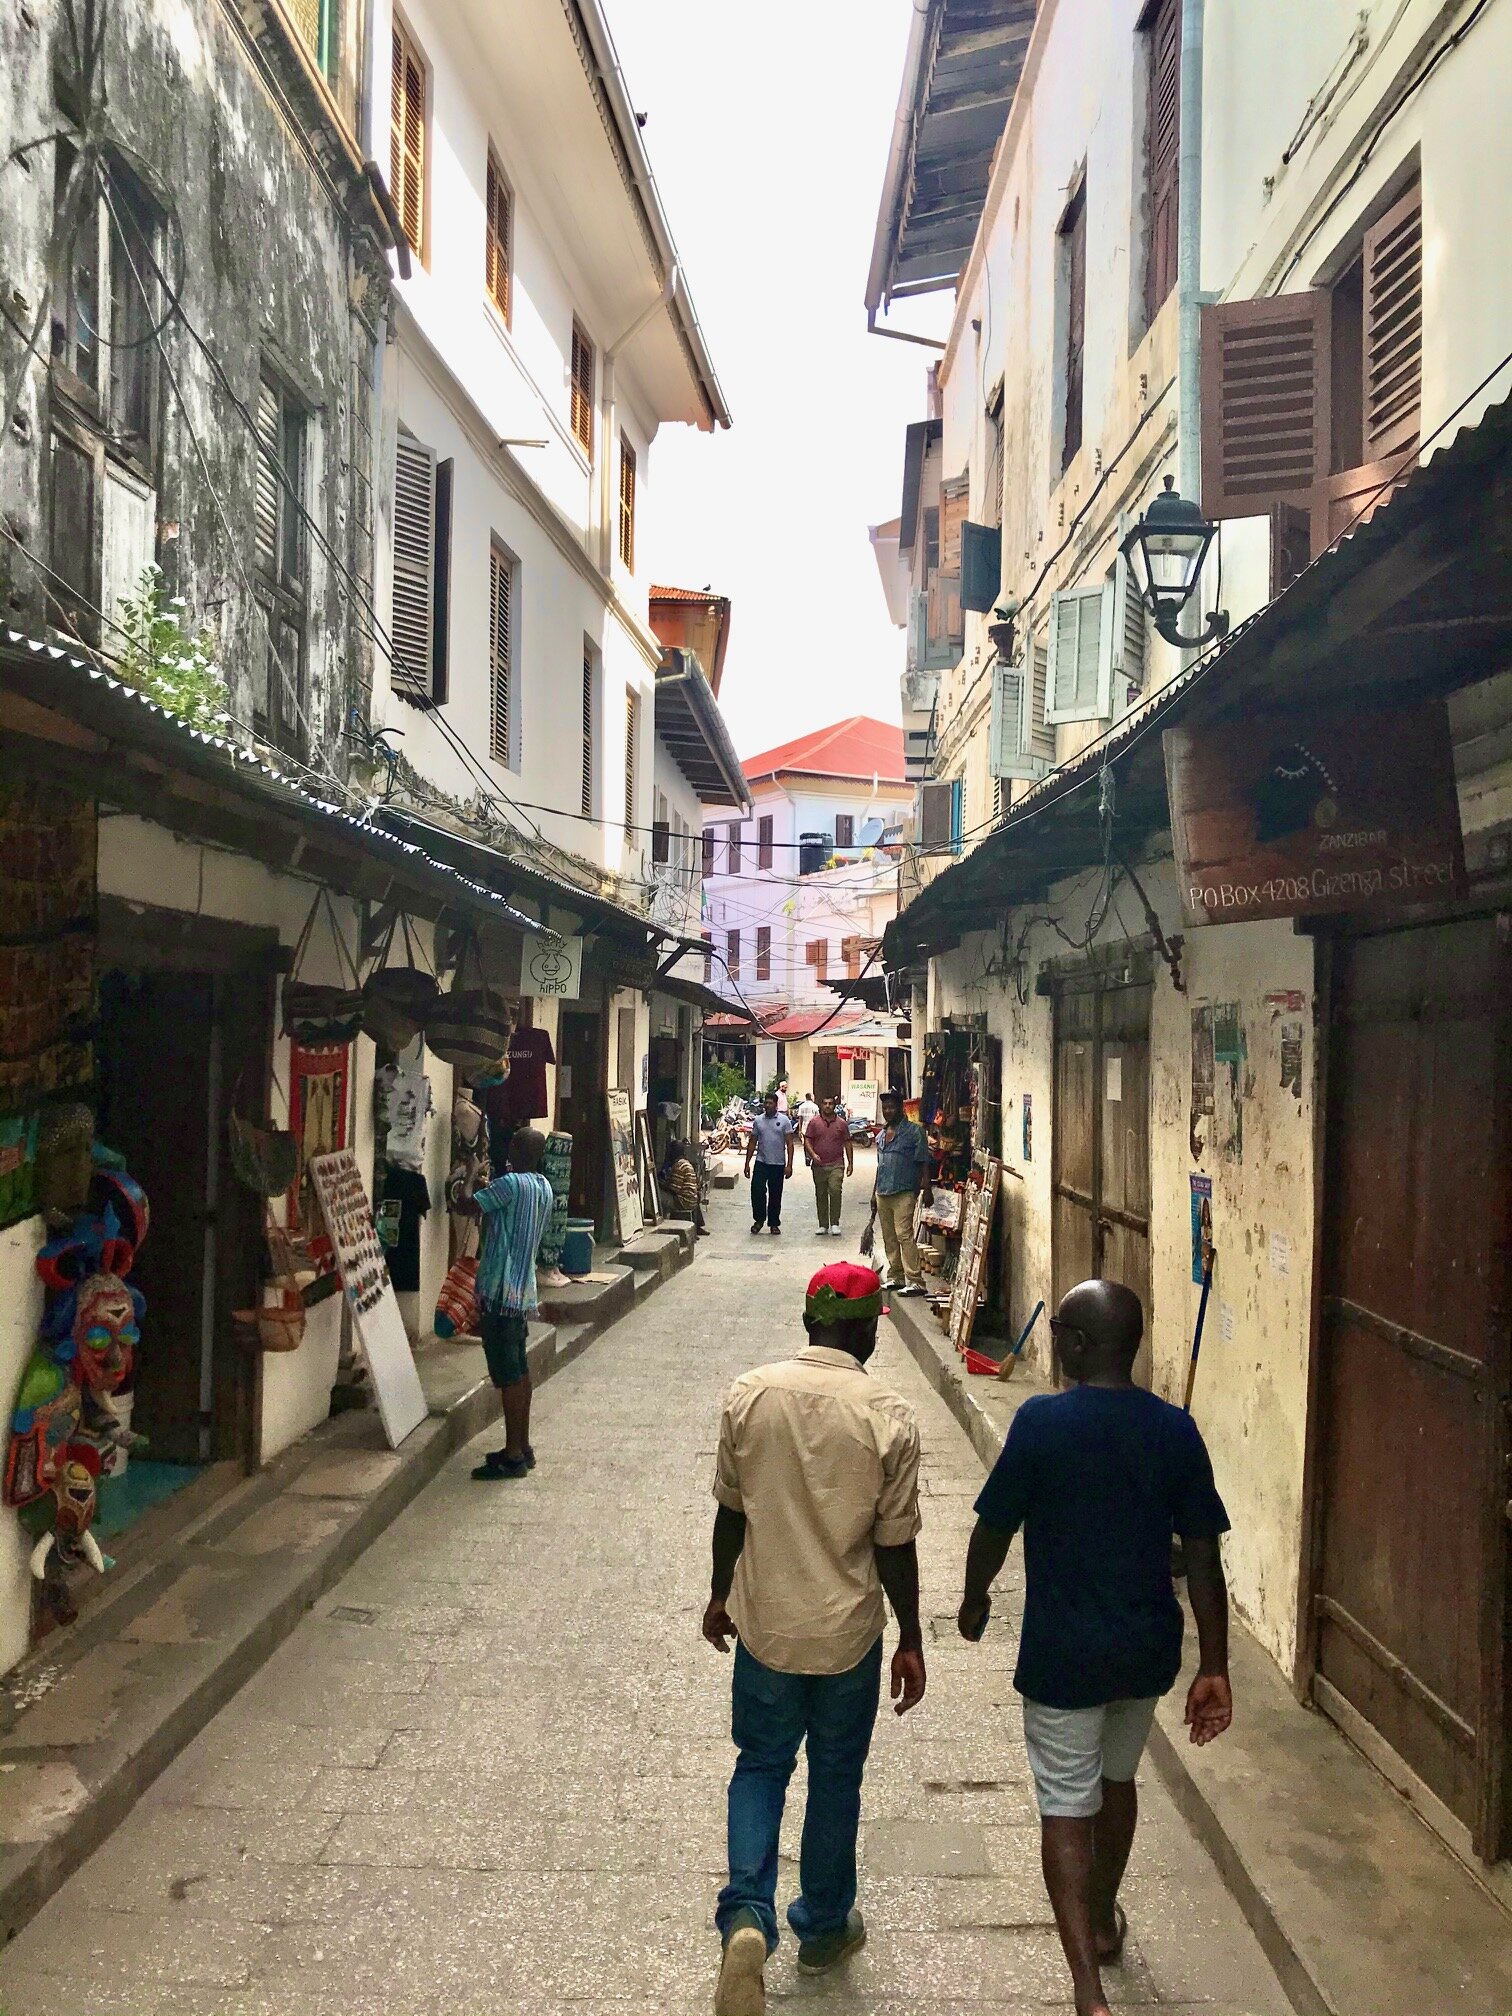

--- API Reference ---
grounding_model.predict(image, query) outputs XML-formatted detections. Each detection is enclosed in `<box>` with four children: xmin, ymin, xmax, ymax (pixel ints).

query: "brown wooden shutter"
<box><xmin>1269</xmin><ymin>501</ymin><xmax>1312</xmax><ymax>595</ymax></box>
<box><xmin>918</xmin><ymin>781</ymin><xmax>954</xmax><ymax>848</ymax></box>
<box><xmin>702</xmin><ymin>829</ymin><xmax>716</xmax><ymax>877</ymax></box>
<box><xmin>1200</xmin><ymin>291</ymin><xmax>1330</xmax><ymax>519</ymax></box>
<box><xmin>488</xmin><ymin>544</ymin><xmax>513</xmax><ymax>762</ymax></box>
<box><xmin>726</xmin><ymin>928</ymin><xmax>740</xmax><ymax>978</ymax></box>
<box><xmin>1061</xmin><ymin>187</ymin><xmax>1086</xmax><ymax>470</ymax></box>
<box><xmin>756</xmin><ymin>927</ymin><xmax>771</xmax><ymax>981</ymax></box>
<box><xmin>618</xmin><ymin>434</ymin><xmax>636</xmax><ymax>568</ymax></box>
<box><xmin>571</xmin><ymin>322</ymin><xmax>595</xmax><ymax>456</ymax></box>
<box><xmin>1362</xmin><ymin>182</ymin><xmax>1422</xmax><ymax>464</ymax></box>
<box><xmin>390</xmin><ymin>431</ymin><xmax>435</xmax><ymax>698</ymax></box>
<box><xmin>702</xmin><ymin>930</ymin><xmax>713</xmax><ymax>982</ymax></box>
<box><xmin>390</xmin><ymin>21</ymin><xmax>426</xmax><ymax>261</ymax></box>
<box><xmin>253</xmin><ymin>374</ymin><xmax>282</xmax><ymax>574</ymax></box>
<box><xmin>758</xmin><ymin>816</ymin><xmax>773</xmax><ymax>868</ymax></box>
<box><xmin>624</xmin><ymin>687</ymin><xmax>638</xmax><ymax>831</ymax></box>
<box><xmin>1144</xmin><ymin>0</ymin><xmax>1181</xmax><ymax>323</ymax></box>
<box><xmin>485</xmin><ymin>151</ymin><xmax>511</xmax><ymax>321</ymax></box>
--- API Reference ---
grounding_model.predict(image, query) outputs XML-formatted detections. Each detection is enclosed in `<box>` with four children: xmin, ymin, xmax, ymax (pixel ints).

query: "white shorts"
<box><xmin>1021</xmin><ymin>1695</ymin><xmax>1160</xmax><ymax>1819</ymax></box>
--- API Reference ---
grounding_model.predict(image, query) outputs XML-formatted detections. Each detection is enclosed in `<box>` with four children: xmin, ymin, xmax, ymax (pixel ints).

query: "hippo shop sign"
<box><xmin>1164</xmin><ymin>700</ymin><xmax>1465</xmax><ymax>928</ymax></box>
<box><xmin>520</xmin><ymin>933</ymin><xmax>582</xmax><ymax>1001</ymax></box>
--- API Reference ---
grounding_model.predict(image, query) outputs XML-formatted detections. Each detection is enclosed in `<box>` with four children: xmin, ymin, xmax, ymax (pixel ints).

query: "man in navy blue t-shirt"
<box><xmin>957</xmin><ymin>1280</ymin><xmax>1232</xmax><ymax>2016</ymax></box>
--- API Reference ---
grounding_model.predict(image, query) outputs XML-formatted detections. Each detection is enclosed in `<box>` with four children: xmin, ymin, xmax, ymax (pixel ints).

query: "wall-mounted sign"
<box><xmin>521</xmin><ymin>933</ymin><xmax>582</xmax><ymax>1001</ymax></box>
<box><xmin>1165</xmin><ymin>700</ymin><xmax>1465</xmax><ymax>928</ymax></box>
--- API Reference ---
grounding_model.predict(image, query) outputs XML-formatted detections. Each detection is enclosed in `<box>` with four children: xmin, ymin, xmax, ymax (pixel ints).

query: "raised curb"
<box><xmin>0</xmin><ymin>1224</ymin><xmax>695</xmax><ymax>1941</ymax></box>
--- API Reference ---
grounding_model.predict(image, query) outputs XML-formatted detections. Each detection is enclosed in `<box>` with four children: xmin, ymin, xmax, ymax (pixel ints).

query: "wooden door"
<box><xmin>813</xmin><ymin>1051</ymin><xmax>841</xmax><ymax>1104</ymax></box>
<box><xmin>96</xmin><ymin>972</ymin><xmax>215</xmax><ymax>1463</ymax></box>
<box><xmin>558</xmin><ymin>1009</ymin><xmax>607</xmax><ymax>1225</ymax></box>
<box><xmin>1052</xmin><ymin>980</ymin><xmax>1153</xmax><ymax>1378</ymax></box>
<box><xmin>1315</xmin><ymin>915</ymin><xmax>1510</xmax><ymax>1856</ymax></box>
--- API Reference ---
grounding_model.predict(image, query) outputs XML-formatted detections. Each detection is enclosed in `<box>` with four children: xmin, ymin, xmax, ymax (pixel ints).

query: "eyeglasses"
<box><xmin>1048</xmin><ymin>1317</ymin><xmax>1087</xmax><ymax>1345</ymax></box>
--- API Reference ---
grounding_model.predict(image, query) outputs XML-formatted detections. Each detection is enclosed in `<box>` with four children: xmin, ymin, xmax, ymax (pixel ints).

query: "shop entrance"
<box><xmin>94</xmin><ymin>948</ymin><xmax>269</xmax><ymax>1488</ymax></box>
<box><xmin>1051</xmin><ymin>977</ymin><xmax>1152</xmax><ymax>1377</ymax></box>
<box><xmin>813</xmin><ymin>1050</ymin><xmax>841</xmax><ymax>1104</ymax></box>
<box><xmin>1313</xmin><ymin>912</ymin><xmax>1510</xmax><ymax>1860</ymax></box>
<box><xmin>558</xmin><ymin>1007</ymin><xmax>607</xmax><ymax>1226</ymax></box>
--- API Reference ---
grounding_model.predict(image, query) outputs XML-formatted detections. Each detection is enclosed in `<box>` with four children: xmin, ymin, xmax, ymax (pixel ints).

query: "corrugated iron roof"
<box><xmin>743</xmin><ymin>716</ymin><xmax>908</xmax><ymax>787</ymax></box>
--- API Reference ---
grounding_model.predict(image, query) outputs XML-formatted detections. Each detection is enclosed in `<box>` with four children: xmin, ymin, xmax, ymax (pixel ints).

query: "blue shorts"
<box><xmin>480</xmin><ymin>1308</ymin><xmax>530</xmax><ymax>1387</ymax></box>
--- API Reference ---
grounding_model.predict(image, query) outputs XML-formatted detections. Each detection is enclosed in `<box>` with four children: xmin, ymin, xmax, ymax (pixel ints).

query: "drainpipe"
<box><xmin>1176</xmin><ymin>0</ymin><xmax>1206</xmax><ymax>506</ymax></box>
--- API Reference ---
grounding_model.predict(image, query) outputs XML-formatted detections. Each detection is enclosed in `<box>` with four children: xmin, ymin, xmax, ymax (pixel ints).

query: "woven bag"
<box><xmin>228</xmin><ymin>1070</ymin><xmax>298</xmax><ymax>1198</ymax></box>
<box><xmin>361</xmin><ymin>911</ymin><xmax>440</xmax><ymax>1051</ymax></box>
<box><xmin>424</xmin><ymin>935</ymin><xmax>515</xmax><ymax>1079</ymax></box>
<box><xmin>282</xmin><ymin>890</ymin><xmax>364</xmax><ymax>1043</ymax></box>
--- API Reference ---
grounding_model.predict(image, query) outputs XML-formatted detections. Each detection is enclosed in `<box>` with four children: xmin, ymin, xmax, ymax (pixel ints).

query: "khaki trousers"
<box><xmin>876</xmin><ymin>1188</ymin><xmax>923</xmax><ymax>1286</ymax></box>
<box><xmin>811</xmin><ymin>1160</ymin><xmax>845</xmax><ymax>1229</ymax></box>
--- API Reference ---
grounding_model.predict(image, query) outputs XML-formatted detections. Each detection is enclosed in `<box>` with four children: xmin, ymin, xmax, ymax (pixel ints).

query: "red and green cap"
<box><xmin>805</xmin><ymin>1260</ymin><xmax>887</xmax><ymax>1325</ymax></box>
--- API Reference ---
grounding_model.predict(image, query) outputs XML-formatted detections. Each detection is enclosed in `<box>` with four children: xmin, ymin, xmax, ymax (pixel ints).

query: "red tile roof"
<box><xmin>742</xmin><ymin>715</ymin><xmax>907</xmax><ymax>787</ymax></box>
<box><xmin>759</xmin><ymin>1008</ymin><xmax>875</xmax><ymax>1040</ymax></box>
<box><xmin>649</xmin><ymin>583</ymin><xmax>728</xmax><ymax>603</ymax></box>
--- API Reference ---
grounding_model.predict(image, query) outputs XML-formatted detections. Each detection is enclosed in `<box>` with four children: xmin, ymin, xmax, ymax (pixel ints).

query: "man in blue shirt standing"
<box><xmin>957</xmin><ymin>1279</ymin><xmax>1232</xmax><ymax>2016</ymax></box>
<box><xmin>871</xmin><ymin>1091</ymin><xmax>933</xmax><ymax>1296</ymax></box>
<box><xmin>743</xmin><ymin>1090</ymin><xmax>795</xmax><ymax>1235</ymax></box>
<box><xmin>465</xmin><ymin>1127</ymin><xmax>555</xmax><ymax>1482</ymax></box>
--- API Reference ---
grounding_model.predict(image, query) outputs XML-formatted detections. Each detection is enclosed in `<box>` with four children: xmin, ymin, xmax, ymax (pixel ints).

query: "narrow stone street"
<box><xmin>0</xmin><ymin>1176</ymin><xmax>1289</xmax><ymax>2016</ymax></box>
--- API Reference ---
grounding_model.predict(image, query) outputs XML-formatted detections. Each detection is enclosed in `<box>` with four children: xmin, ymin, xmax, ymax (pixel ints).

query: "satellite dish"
<box><xmin>857</xmin><ymin>817</ymin><xmax>885</xmax><ymax>846</ymax></box>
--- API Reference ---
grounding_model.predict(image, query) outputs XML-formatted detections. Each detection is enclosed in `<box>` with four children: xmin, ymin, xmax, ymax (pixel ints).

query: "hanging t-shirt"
<box><xmin>379</xmin><ymin>1058</ymin><xmax>433</xmax><ymax>1172</ymax></box>
<box><xmin>483</xmin><ymin>1026</ymin><xmax>556</xmax><ymax>1131</ymax></box>
<box><xmin>378</xmin><ymin>1165</ymin><xmax>431</xmax><ymax>1292</ymax></box>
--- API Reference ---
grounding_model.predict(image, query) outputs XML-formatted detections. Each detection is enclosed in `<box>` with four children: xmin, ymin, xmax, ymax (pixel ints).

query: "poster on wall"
<box><xmin>605</xmin><ymin>1089</ymin><xmax>642</xmax><ymax>1242</ymax></box>
<box><xmin>1164</xmin><ymin>699</ymin><xmax>1466</xmax><ymax>929</ymax></box>
<box><xmin>848</xmin><ymin>1079</ymin><xmax>879</xmax><ymax>1123</ymax></box>
<box><xmin>287</xmin><ymin>1040</ymin><xmax>350</xmax><ymax>1236</ymax></box>
<box><xmin>520</xmin><ymin>933</ymin><xmax>582</xmax><ymax>1001</ymax></box>
<box><xmin>1189</xmin><ymin>1173</ymin><xmax>1214</xmax><ymax>1286</ymax></box>
<box><xmin>308</xmin><ymin>1150</ymin><xmax>427</xmax><ymax>1448</ymax></box>
<box><xmin>1021</xmin><ymin>1092</ymin><xmax>1033</xmax><ymax>1163</ymax></box>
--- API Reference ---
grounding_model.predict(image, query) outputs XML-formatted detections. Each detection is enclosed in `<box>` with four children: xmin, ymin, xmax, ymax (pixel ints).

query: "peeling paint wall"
<box><xmin>0</xmin><ymin>0</ymin><xmax>386</xmax><ymax>756</ymax></box>
<box><xmin>931</xmin><ymin>854</ymin><xmax>1318</xmax><ymax>1672</ymax></box>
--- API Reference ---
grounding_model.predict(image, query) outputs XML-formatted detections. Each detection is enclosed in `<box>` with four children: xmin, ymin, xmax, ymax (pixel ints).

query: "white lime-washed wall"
<box><xmin>930</xmin><ymin>853</ymin><xmax>1318</xmax><ymax>1671</ymax></box>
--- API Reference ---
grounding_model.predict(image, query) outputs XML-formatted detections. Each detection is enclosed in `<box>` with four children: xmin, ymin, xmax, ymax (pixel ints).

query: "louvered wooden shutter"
<box><xmin>390</xmin><ymin>22</ymin><xmax>426</xmax><ymax>261</ymax></box>
<box><xmin>1045</xmin><ymin>584</ymin><xmax>1109</xmax><ymax>722</ymax></box>
<box><xmin>918</xmin><ymin>781</ymin><xmax>953</xmax><ymax>848</ymax></box>
<box><xmin>1200</xmin><ymin>292</ymin><xmax>1330</xmax><ymax>519</ymax></box>
<box><xmin>702</xmin><ymin>930</ymin><xmax>713</xmax><ymax>982</ymax></box>
<box><xmin>1362</xmin><ymin>183</ymin><xmax>1422</xmax><ymax>464</ymax></box>
<box><xmin>756</xmin><ymin>927</ymin><xmax>771</xmax><ymax>980</ymax></box>
<box><xmin>623</xmin><ymin>688</ymin><xmax>638</xmax><ymax>830</ymax></box>
<box><xmin>571</xmin><ymin>322</ymin><xmax>595</xmax><ymax>456</ymax></box>
<box><xmin>618</xmin><ymin>435</ymin><xmax>636</xmax><ymax>569</ymax></box>
<box><xmin>253</xmin><ymin>375</ymin><xmax>282</xmax><ymax>575</ymax></box>
<box><xmin>842</xmin><ymin>936</ymin><xmax>861</xmax><ymax>978</ymax></box>
<box><xmin>581</xmin><ymin>648</ymin><xmax>594</xmax><ymax>815</ymax></box>
<box><xmin>1111</xmin><ymin>552</ymin><xmax>1147</xmax><ymax>693</ymax></box>
<box><xmin>1269</xmin><ymin>501</ymin><xmax>1311</xmax><ymax>595</ymax></box>
<box><xmin>961</xmin><ymin>521</ymin><xmax>1003</xmax><ymax>613</ymax></box>
<box><xmin>485</xmin><ymin>152</ymin><xmax>512</xmax><ymax>320</ymax></box>
<box><xmin>1144</xmin><ymin>0</ymin><xmax>1181</xmax><ymax>323</ymax></box>
<box><xmin>726</xmin><ymin>928</ymin><xmax>740</xmax><ymax>978</ymax></box>
<box><xmin>489</xmin><ymin>545</ymin><xmax>513</xmax><ymax>763</ymax></box>
<box><xmin>391</xmin><ymin>433</ymin><xmax>435</xmax><ymax>698</ymax></box>
<box><xmin>702</xmin><ymin>830</ymin><xmax>716</xmax><ymax>877</ymax></box>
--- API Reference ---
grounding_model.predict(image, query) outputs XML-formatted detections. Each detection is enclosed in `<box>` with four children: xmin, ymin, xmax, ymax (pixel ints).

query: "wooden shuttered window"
<box><xmin>702</xmin><ymin>829</ymin><xmax>716</xmax><ymax>877</ymax></box>
<box><xmin>485</xmin><ymin>150</ymin><xmax>512</xmax><ymax>323</ymax></box>
<box><xmin>756</xmin><ymin>927</ymin><xmax>771</xmax><ymax>981</ymax></box>
<box><xmin>918</xmin><ymin>781</ymin><xmax>954</xmax><ymax>849</ymax></box>
<box><xmin>488</xmin><ymin>543</ymin><xmax>515</xmax><ymax>765</ymax></box>
<box><xmin>1046</xmin><ymin>582</ymin><xmax>1110</xmax><ymax>723</ymax></box>
<box><xmin>834</xmin><ymin>814</ymin><xmax>854</xmax><ymax>848</ymax></box>
<box><xmin>571</xmin><ymin>321</ymin><xmax>595</xmax><ymax>457</ymax></box>
<box><xmin>1060</xmin><ymin>185</ymin><xmax>1087</xmax><ymax>471</ymax></box>
<box><xmin>702</xmin><ymin>930</ymin><xmax>713</xmax><ymax>982</ymax></box>
<box><xmin>1201</xmin><ymin>179</ymin><xmax>1422</xmax><ymax>558</ymax></box>
<box><xmin>1362</xmin><ymin>184</ymin><xmax>1423</xmax><ymax>463</ymax></box>
<box><xmin>618</xmin><ymin>434</ymin><xmax>636</xmax><ymax>569</ymax></box>
<box><xmin>253</xmin><ymin>374</ymin><xmax>284</xmax><ymax>577</ymax></box>
<box><xmin>842</xmin><ymin>936</ymin><xmax>862</xmax><ymax>979</ymax></box>
<box><xmin>580</xmin><ymin>646</ymin><xmax>595</xmax><ymax>815</ymax></box>
<box><xmin>726</xmin><ymin>928</ymin><xmax>740</xmax><ymax>979</ymax></box>
<box><xmin>989</xmin><ymin>640</ymin><xmax>1056</xmax><ymax>783</ymax></box>
<box><xmin>805</xmin><ymin>939</ymin><xmax>829</xmax><ymax>980</ymax></box>
<box><xmin>1143</xmin><ymin>0</ymin><xmax>1181</xmax><ymax>324</ymax></box>
<box><xmin>391</xmin><ymin>433</ymin><xmax>451</xmax><ymax>702</ymax></box>
<box><xmin>623</xmin><ymin>686</ymin><xmax>638</xmax><ymax>834</ymax></box>
<box><xmin>727</xmin><ymin>822</ymin><xmax>742</xmax><ymax>873</ymax></box>
<box><xmin>390</xmin><ymin>19</ymin><xmax>427</xmax><ymax>262</ymax></box>
<box><xmin>758</xmin><ymin>815</ymin><xmax>773</xmax><ymax>868</ymax></box>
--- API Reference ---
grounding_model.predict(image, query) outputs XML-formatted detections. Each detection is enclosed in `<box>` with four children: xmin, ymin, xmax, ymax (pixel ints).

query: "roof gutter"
<box><xmin>865</xmin><ymin>0</ymin><xmax>936</xmax><ymax>322</ymax></box>
<box><xmin>565</xmin><ymin>0</ymin><xmax>732</xmax><ymax>430</ymax></box>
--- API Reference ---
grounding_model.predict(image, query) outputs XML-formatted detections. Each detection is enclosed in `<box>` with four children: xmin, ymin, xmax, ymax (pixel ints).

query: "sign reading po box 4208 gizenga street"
<box><xmin>1164</xmin><ymin>697</ymin><xmax>1467</xmax><ymax>929</ymax></box>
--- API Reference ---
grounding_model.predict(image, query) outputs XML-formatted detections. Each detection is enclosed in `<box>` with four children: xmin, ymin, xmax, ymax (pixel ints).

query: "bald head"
<box><xmin>1054</xmin><ymin>1279</ymin><xmax>1144</xmax><ymax>1384</ymax></box>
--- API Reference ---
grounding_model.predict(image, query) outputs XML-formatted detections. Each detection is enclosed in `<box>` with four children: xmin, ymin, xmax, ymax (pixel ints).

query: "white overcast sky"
<box><xmin>607</xmin><ymin>0</ymin><xmax>951</xmax><ymax>758</ymax></box>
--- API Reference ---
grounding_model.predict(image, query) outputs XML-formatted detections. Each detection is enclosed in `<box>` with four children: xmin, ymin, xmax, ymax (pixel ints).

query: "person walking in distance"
<box><xmin>805</xmin><ymin>1093</ymin><xmax>853</xmax><ymax>1239</ymax></box>
<box><xmin>744</xmin><ymin>1090</ymin><xmax>794</xmax><ymax>1236</ymax></box>
<box><xmin>464</xmin><ymin>1128</ymin><xmax>556</xmax><ymax>1481</ymax></box>
<box><xmin>705</xmin><ymin>1261</ymin><xmax>926</xmax><ymax>2014</ymax></box>
<box><xmin>872</xmin><ymin>1090</ymin><xmax>933</xmax><ymax>1296</ymax></box>
<box><xmin>957</xmin><ymin>1280</ymin><xmax>1233</xmax><ymax>2016</ymax></box>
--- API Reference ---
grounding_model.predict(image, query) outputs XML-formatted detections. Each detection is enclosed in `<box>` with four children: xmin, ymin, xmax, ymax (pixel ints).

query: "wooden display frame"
<box><xmin>945</xmin><ymin>1152</ymin><xmax>1002</xmax><ymax>1358</ymax></box>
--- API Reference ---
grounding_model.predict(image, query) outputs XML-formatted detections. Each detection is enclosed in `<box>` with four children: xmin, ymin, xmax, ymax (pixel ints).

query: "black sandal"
<box><xmin>1098</xmin><ymin>1903</ymin><xmax>1128</xmax><ymax>1966</ymax></box>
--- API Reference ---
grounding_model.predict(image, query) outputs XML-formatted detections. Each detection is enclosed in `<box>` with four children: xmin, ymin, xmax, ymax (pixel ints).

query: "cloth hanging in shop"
<box><xmin>483</xmin><ymin>1025</ymin><xmax>556</xmax><ymax>1132</ymax></box>
<box><xmin>377</xmin><ymin>1165</ymin><xmax>431</xmax><ymax>1292</ymax></box>
<box><xmin>0</xmin><ymin>777</ymin><xmax>96</xmax><ymax>1118</ymax></box>
<box><xmin>377</xmin><ymin>1051</ymin><xmax>433</xmax><ymax>1171</ymax></box>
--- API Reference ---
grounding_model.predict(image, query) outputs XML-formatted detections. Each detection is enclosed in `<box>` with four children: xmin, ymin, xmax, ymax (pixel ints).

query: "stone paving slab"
<box><xmin>0</xmin><ymin>1191</ymin><xmax>1286</xmax><ymax>2016</ymax></box>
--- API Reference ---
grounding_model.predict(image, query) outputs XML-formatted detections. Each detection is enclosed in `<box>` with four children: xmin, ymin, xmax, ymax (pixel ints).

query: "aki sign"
<box><xmin>1164</xmin><ymin>699</ymin><xmax>1466</xmax><ymax>928</ymax></box>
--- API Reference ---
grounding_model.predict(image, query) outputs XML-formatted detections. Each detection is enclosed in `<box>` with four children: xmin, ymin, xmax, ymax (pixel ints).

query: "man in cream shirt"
<box><xmin>702</xmin><ymin>1262</ymin><xmax>926</xmax><ymax>2014</ymax></box>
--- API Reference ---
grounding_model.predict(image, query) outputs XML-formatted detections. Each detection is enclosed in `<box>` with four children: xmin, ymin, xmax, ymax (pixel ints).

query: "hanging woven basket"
<box><xmin>361</xmin><ymin>911</ymin><xmax>440</xmax><ymax>1050</ymax></box>
<box><xmin>424</xmin><ymin>934</ymin><xmax>515</xmax><ymax>1079</ymax></box>
<box><xmin>282</xmin><ymin>889</ymin><xmax>364</xmax><ymax>1044</ymax></box>
<box><xmin>233</xmin><ymin>1282</ymin><xmax>307</xmax><ymax>1353</ymax></box>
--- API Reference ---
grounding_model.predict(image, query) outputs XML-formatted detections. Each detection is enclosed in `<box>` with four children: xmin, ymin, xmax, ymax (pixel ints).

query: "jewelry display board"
<box><xmin>309</xmin><ymin>1149</ymin><xmax>427</xmax><ymax>1448</ymax></box>
<box><xmin>947</xmin><ymin>1154</ymin><xmax>1002</xmax><ymax>1359</ymax></box>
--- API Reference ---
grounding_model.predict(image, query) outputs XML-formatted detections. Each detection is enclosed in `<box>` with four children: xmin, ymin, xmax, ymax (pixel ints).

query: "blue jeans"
<box><xmin>716</xmin><ymin>1637</ymin><xmax>883</xmax><ymax>1953</ymax></box>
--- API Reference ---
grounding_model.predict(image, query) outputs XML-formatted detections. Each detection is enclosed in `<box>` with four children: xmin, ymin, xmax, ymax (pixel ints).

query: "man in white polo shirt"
<box><xmin>702</xmin><ymin>1262</ymin><xmax>927</xmax><ymax>2014</ymax></box>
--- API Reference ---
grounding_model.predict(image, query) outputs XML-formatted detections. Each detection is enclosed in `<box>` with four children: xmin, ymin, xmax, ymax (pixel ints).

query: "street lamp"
<box><xmin>1119</xmin><ymin>477</ymin><xmax>1229</xmax><ymax>649</ymax></box>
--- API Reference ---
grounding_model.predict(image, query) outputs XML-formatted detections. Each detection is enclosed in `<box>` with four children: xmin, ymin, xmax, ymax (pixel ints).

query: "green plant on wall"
<box><xmin>702</xmin><ymin>1059</ymin><xmax>752</xmax><ymax>1112</ymax></box>
<box><xmin>115</xmin><ymin>565</ymin><xmax>232</xmax><ymax>737</ymax></box>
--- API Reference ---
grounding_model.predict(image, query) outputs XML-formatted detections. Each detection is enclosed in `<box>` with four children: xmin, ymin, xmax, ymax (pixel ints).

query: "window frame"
<box><xmin>253</xmin><ymin>364</ymin><xmax>310</xmax><ymax>755</ymax></box>
<box><xmin>756</xmin><ymin>926</ymin><xmax>771</xmax><ymax>981</ymax></box>
<box><xmin>834</xmin><ymin>813</ymin><xmax>855</xmax><ymax>850</ymax></box>
<box><xmin>757</xmin><ymin>815</ymin><xmax>774</xmax><ymax>869</ymax></box>
<box><xmin>1058</xmin><ymin>180</ymin><xmax>1088</xmax><ymax>474</ymax></box>
<box><xmin>1140</xmin><ymin>0</ymin><xmax>1181</xmax><ymax>328</ymax></box>
<box><xmin>390</xmin><ymin>13</ymin><xmax>429</xmax><ymax>266</ymax></box>
<box><xmin>727</xmin><ymin>821</ymin><xmax>742</xmax><ymax>874</ymax></box>
<box><xmin>488</xmin><ymin>537</ymin><xmax>520</xmax><ymax>770</ymax></box>
<box><xmin>726</xmin><ymin>927</ymin><xmax>741</xmax><ymax>980</ymax></box>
